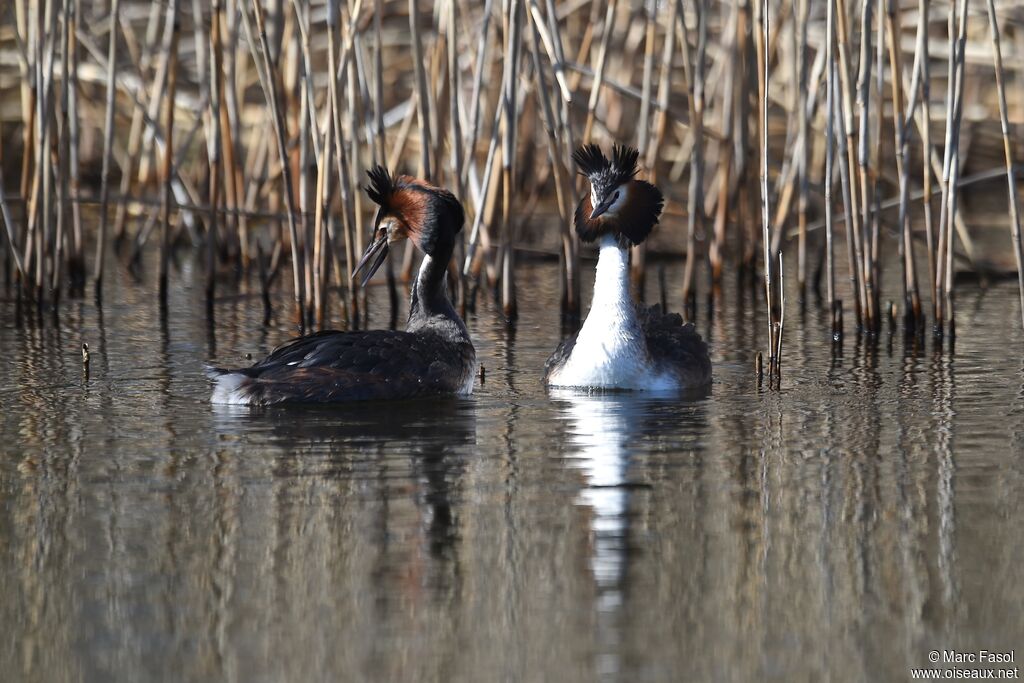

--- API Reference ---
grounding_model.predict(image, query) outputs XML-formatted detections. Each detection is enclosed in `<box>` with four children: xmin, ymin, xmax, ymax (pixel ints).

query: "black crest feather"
<box><xmin>572</xmin><ymin>144</ymin><xmax>608</xmax><ymax>177</ymax></box>
<box><xmin>365</xmin><ymin>165</ymin><xmax>396</xmax><ymax>207</ymax></box>
<box><xmin>572</xmin><ymin>144</ymin><xmax>640</xmax><ymax>188</ymax></box>
<box><xmin>609</xmin><ymin>144</ymin><xmax>640</xmax><ymax>183</ymax></box>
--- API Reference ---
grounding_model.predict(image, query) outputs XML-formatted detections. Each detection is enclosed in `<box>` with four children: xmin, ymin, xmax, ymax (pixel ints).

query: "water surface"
<box><xmin>1</xmin><ymin>249</ymin><xmax>1023</xmax><ymax>682</ymax></box>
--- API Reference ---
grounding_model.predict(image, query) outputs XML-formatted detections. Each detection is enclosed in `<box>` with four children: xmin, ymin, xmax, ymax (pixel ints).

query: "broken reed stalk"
<box><xmin>94</xmin><ymin>0</ymin><xmax>120</xmax><ymax>299</ymax></box>
<box><xmin>983</xmin><ymin>0</ymin><xmax>1024</xmax><ymax>331</ymax></box>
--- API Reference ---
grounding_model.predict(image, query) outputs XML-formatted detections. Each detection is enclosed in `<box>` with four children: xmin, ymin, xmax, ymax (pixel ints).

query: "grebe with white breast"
<box><xmin>544</xmin><ymin>144</ymin><xmax>711</xmax><ymax>391</ymax></box>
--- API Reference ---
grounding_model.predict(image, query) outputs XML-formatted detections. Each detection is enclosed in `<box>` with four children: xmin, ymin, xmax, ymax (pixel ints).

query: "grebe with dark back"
<box><xmin>206</xmin><ymin>167</ymin><xmax>476</xmax><ymax>404</ymax></box>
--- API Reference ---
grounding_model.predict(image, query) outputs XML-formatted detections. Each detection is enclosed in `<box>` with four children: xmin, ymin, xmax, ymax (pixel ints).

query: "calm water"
<box><xmin>1</xmin><ymin>245</ymin><xmax>1023</xmax><ymax>682</ymax></box>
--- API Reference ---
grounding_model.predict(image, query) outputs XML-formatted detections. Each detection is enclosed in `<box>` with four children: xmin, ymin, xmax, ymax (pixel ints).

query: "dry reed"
<box><xmin>0</xmin><ymin>0</ymin><xmax>1020</xmax><ymax>347</ymax></box>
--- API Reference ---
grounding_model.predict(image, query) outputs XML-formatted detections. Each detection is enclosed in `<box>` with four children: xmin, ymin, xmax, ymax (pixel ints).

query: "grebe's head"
<box><xmin>572</xmin><ymin>144</ymin><xmax>664</xmax><ymax>247</ymax></box>
<box><xmin>353</xmin><ymin>165</ymin><xmax>465</xmax><ymax>286</ymax></box>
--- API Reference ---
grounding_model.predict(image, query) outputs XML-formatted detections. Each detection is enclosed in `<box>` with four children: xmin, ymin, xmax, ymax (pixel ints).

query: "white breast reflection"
<box><xmin>559</xmin><ymin>392</ymin><xmax>631</xmax><ymax>590</ymax></box>
<box><xmin>553</xmin><ymin>389</ymin><xmax>647</xmax><ymax>678</ymax></box>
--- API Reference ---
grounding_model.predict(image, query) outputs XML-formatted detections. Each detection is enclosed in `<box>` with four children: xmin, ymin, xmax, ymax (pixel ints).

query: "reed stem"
<box><xmin>158</xmin><ymin>0</ymin><xmax>178</xmax><ymax>304</ymax></box>
<box><xmin>248</xmin><ymin>0</ymin><xmax>305</xmax><ymax>326</ymax></box>
<box><xmin>983</xmin><ymin>0</ymin><xmax>1024</xmax><ymax>332</ymax></box>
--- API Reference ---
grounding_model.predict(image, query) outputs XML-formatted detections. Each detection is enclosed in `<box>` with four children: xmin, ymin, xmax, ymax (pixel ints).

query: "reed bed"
<box><xmin>0</xmin><ymin>0</ymin><xmax>1023</xmax><ymax>350</ymax></box>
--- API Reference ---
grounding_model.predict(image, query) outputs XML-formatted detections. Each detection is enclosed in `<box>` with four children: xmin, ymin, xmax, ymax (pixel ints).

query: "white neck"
<box><xmin>580</xmin><ymin>234</ymin><xmax>637</xmax><ymax>334</ymax></box>
<box><xmin>546</xmin><ymin>234</ymin><xmax>658</xmax><ymax>389</ymax></box>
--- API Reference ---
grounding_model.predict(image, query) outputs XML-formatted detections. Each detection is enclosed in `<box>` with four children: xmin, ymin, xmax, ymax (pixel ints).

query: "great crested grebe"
<box><xmin>544</xmin><ymin>144</ymin><xmax>711</xmax><ymax>391</ymax></box>
<box><xmin>206</xmin><ymin>166</ymin><xmax>476</xmax><ymax>405</ymax></box>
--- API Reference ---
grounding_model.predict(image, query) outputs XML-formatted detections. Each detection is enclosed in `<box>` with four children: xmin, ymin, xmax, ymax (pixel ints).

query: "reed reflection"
<box><xmin>212</xmin><ymin>397</ymin><xmax>473</xmax><ymax>585</ymax></box>
<box><xmin>3</xmin><ymin>258</ymin><xmax>1024</xmax><ymax>682</ymax></box>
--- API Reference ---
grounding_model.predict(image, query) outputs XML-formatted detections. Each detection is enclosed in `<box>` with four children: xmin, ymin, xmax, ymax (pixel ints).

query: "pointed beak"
<box><xmin>351</xmin><ymin>231</ymin><xmax>389</xmax><ymax>287</ymax></box>
<box><xmin>590</xmin><ymin>196</ymin><xmax>614</xmax><ymax>220</ymax></box>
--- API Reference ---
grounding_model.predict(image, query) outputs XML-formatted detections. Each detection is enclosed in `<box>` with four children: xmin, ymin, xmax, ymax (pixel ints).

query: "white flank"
<box><xmin>209</xmin><ymin>372</ymin><xmax>254</xmax><ymax>405</ymax></box>
<box><xmin>547</xmin><ymin>234</ymin><xmax>676</xmax><ymax>390</ymax></box>
<box><xmin>459</xmin><ymin>363</ymin><xmax>478</xmax><ymax>396</ymax></box>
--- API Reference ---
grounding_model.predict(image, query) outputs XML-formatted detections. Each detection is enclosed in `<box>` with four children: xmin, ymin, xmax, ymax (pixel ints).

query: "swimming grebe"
<box><xmin>544</xmin><ymin>144</ymin><xmax>711</xmax><ymax>391</ymax></box>
<box><xmin>206</xmin><ymin>166</ymin><xmax>476</xmax><ymax>404</ymax></box>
